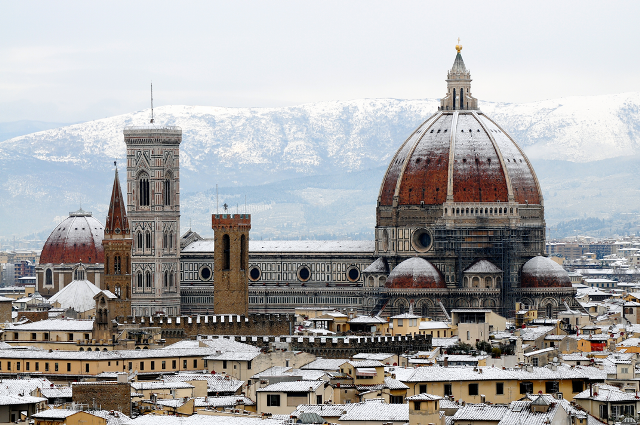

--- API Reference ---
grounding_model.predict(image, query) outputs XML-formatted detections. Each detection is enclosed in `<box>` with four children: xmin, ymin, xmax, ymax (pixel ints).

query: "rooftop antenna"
<box><xmin>150</xmin><ymin>82</ymin><xmax>154</xmax><ymax>124</ymax></box>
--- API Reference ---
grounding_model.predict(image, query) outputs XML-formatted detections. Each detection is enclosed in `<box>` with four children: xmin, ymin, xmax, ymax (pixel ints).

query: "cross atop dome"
<box><xmin>439</xmin><ymin>41</ymin><xmax>478</xmax><ymax>111</ymax></box>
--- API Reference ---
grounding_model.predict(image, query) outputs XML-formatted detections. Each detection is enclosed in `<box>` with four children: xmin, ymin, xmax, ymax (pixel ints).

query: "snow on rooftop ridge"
<box><xmin>48</xmin><ymin>279</ymin><xmax>102</xmax><ymax>313</ymax></box>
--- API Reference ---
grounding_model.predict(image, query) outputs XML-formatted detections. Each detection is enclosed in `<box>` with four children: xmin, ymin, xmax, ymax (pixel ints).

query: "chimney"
<box><xmin>444</xmin><ymin>356</ymin><xmax>449</xmax><ymax>367</ymax></box>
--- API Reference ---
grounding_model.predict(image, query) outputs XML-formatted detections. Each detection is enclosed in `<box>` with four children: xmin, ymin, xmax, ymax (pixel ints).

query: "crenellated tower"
<box><xmin>212</xmin><ymin>214</ymin><xmax>250</xmax><ymax>316</ymax></box>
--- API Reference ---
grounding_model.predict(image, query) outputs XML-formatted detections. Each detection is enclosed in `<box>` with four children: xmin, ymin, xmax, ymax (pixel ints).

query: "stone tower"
<box><xmin>124</xmin><ymin>124</ymin><xmax>182</xmax><ymax>316</ymax></box>
<box><xmin>439</xmin><ymin>42</ymin><xmax>478</xmax><ymax>111</ymax></box>
<box><xmin>212</xmin><ymin>214</ymin><xmax>250</xmax><ymax>315</ymax></box>
<box><xmin>96</xmin><ymin>167</ymin><xmax>132</xmax><ymax>340</ymax></box>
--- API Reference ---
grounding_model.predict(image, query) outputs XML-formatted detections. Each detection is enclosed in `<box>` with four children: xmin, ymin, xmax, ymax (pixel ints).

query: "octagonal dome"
<box><xmin>385</xmin><ymin>257</ymin><xmax>445</xmax><ymax>289</ymax></box>
<box><xmin>378</xmin><ymin>111</ymin><xmax>541</xmax><ymax>207</ymax></box>
<box><xmin>40</xmin><ymin>209</ymin><xmax>105</xmax><ymax>264</ymax></box>
<box><xmin>520</xmin><ymin>256</ymin><xmax>571</xmax><ymax>288</ymax></box>
<box><xmin>378</xmin><ymin>48</ymin><xmax>541</xmax><ymax>209</ymax></box>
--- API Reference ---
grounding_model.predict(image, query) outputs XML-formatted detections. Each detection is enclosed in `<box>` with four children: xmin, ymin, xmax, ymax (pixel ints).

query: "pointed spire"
<box><xmin>105</xmin><ymin>165</ymin><xmax>130</xmax><ymax>236</ymax></box>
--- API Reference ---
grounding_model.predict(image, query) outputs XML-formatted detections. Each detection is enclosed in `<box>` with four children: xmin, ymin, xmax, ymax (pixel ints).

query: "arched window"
<box><xmin>453</xmin><ymin>88</ymin><xmax>457</xmax><ymax>110</ymax></box>
<box><xmin>74</xmin><ymin>267</ymin><xmax>85</xmax><ymax>281</ymax></box>
<box><xmin>485</xmin><ymin>277</ymin><xmax>493</xmax><ymax>288</ymax></box>
<box><xmin>169</xmin><ymin>272</ymin><xmax>174</xmax><ymax>287</ymax></box>
<box><xmin>45</xmin><ymin>269</ymin><xmax>53</xmax><ymax>286</ymax></box>
<box><xmin>137</xmin><ymin>232</ymin><xmax>143</xmax><ymax>251</ymax></box>
<box><xmin>115</xmin><ymin>285</ymin><xmax>121</xmax><ymax>298</ymax></box>
<box><xmin>137</xmin><ymin>272</ymin><xmax>143</xmax><ymax>288</ymax></box>
<box><xmin>125</xmin><ymin>255</ymin><xmax>129</xmax><ymax>274</ymax></box>
<box><xmin>460</xmin><ymin>87</ymin><xmax>464</xmax><ymax>109</ymax></box>
<box><xmin>223</xmin><ymin>234</ymin><xmax>231</xmax><ymax>270</ymax></box>
<box><xmin>163</xmin><ymin>271</ymin><xmax>168</xmax><ymax>287</ymax></box>
<box><xmin>163</xmin><ymin>232</ymin><xmax>167</xmax><ymax>249</ymax></box>
<box><xmin>114</xmin><ymin>255</ymin><xmax>121</xmax><ymax>275</ymax></box>
<box><xmin>145</xmin><ymin>231</ymin><xmax>152</xmax><ymax>251</ymax></box>
<box><xmin>169</xmin><ymin>232</ymin><xmax>173</xmax><ymax>250</ymax></box>
<box><xmin>421</xmin><ymin>304</ymin><xmax>429</xmax><ymax>317</ymax></box>
<box><xmin>145</xmin><ymin>271</ymin><xmax>152</xmax><ymax>288</ymax></box>
<box><xmin>163</xmin><ymin>173</ymin><xmax>172</xmax><ymax>206</ymax></box>
<box><xmin>546</xmin><ymin>304</ymin><xmax>553</xmax><ymax>318</ymax></box>
<box><xmin>240</xmin><ymin>235</ymin><xmax>246</xmax><ymax>270</ymax></box>
<box><xmin>138</xmin><ymin>172</ymin><xmax>150</xmax><ymax>207</ymax></box>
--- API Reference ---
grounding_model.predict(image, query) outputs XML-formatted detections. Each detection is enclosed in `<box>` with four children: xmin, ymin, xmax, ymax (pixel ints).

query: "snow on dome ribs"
<box><xmin>40</xmin><ymin>210</ymin><xmax>105</xmax><ymax>265</ymax></box>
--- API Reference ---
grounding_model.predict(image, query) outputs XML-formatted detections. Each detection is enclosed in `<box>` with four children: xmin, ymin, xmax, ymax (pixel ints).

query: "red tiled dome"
<box><xmin>378</xmin><ymin>111</ymin><xmax>541</xmax><ymax>207</ymax></box>
<box><xmin>385</xmin><ymin>257</ymin><xmax>445</xmax><ymax>289</ymax></box>
<box><xmin>39</xmin><ymin>209</ymin><xmax>105</xmax><ymax>264</ymax></box>
<box><xmin>520</xmin><ymin>256</ymin><xmax>571</xmax><ymax>288</ymax></box>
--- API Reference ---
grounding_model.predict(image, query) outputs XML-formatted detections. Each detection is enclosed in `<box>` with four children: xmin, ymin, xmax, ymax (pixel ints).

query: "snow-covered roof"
<box><xmin>352</xmin><ymin>353</ymin><xmax>395</xmax><ymax>361</ymax></box>
<box><xmin>301</xmin><ymin>358</ymin><xmax>349</xmax><ymax>371</ymax></box>
<box><xmin>183</xmin><ymin>239</ymin><xmax>374</xmax><ymax>253</ymax></box>
<box><xmin>251</xmin><ymin>367</ymin><xmax>326</xmax><ymax>381</ymax></box>
<box><xmin>33</xmin><ymin>409</ymin><xmax>80</xmax><ymax>419</ymax></box>
<box><xmin>431</xmin><ymin>337</ymin><xmax>459</xmax><ymax>347</ymax></box>
<box><xmin>131</xmin><ymin>381</ymin><xmax>194</xmax><ymax>391</ymax></box>
<box><xmin>162</xmin><ymin>374</ymin><xmax>243</xmax><ymax>393</ymax></box>
<box><xmin>574</xmin><ymin>383</ymin><xmax>639</xmax><ymax>401</ymax></box>
<box><xmin>346</xmin><ymin>360</ymin><xmax>384</xmax><ymax>368</ymax></box>
<box><xmin>464</xmin><ymin>260</ymin><xmax>502</xmax><ymax>274</ymax></box>
<box><xmin>363</xmin><ymin>257</ymin><xmax>389</xmax><ymax>273</ymax></box>
<box><xmin>406</xmin><ymin>393</ymin><xmax>442</xmax><ymax>401</ymax></box>
<box><xmin>406</xmin><ymin>364</ymin><xmax>605</xmax><ymax>382</ymax></box>
<box><xmin>203</xmin><ymin>351</ymin><xmax>260</xmax><ymax>361</ymax></box>
<box><xmin>5</xmin><ymin>318</ymin><xmax>94</xmax><ymax>332</ymax></box>
<box><xmin>348</xmin><ymin>315</ymin><xmax>387</xmax><ymax>324</ymax></box>
<box><xmin>337</xmin><ymin>399</ymin><xmax>408</xmax><ymax>422</ymax></box>
<box><xmin>193</xmin><ymin>395</ymin><xmax>255</xmax><ymax>407</ymax></box>
<box><xmin>419</xmin><ymin>321</ymin><xmax>450</xmax><ymax>330</ymax></box>
<box><xmin>48</xmin><ymin>279</ymin><xmax>101</xmax><ymax>313</ymax></box>
<box><xmin>124</xmin><ymin>414</ymin><xmax>287</xmax><ymax>425</ymax></box>
<box><xmin>453</xmin><ymin>403</ymin><xmax>509</xmax><ymax>421</ymax></box>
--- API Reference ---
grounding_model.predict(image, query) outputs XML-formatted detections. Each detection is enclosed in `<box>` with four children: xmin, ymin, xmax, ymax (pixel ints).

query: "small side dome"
<box><xmin>40</xmin><ymin>209</ymin><xmax>105</xmax><ymax>264</ymax></box>
<box><xmin>385</xmin><ymin>257</ymin><xmax>445</xmax><ymax>289</ymax></box>
<box><xmin>521</xmin><ymin>256</ymin><xmax>571</xmax><ymax>288</ymax></box>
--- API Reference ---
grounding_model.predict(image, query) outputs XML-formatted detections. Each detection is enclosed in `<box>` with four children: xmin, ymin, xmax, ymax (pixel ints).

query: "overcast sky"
<box><xmin>1</xmin><ymin>1</ymin><xmax>638</xmax><ymax>123</ymax></box>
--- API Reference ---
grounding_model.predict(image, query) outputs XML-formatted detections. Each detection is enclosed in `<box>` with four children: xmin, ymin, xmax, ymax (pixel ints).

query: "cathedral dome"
<box><xmin>520</xmin><ymin>256</ymin><xmax>571</xmax><ymax>288</ymax></box>
<box><xmin>39</xmin><ymin>209</ymin><xmax>105</xmax><ymax>264</ymax></box>
<box><xmin>385</xmin><ymin>257</ymin><xmax>445</xmax><ymax>289</ymax></box>
<box><xmin>378</xmin><ymin>111</ymin><xmax>541</xmax><ymax>207</ymax></box>
<box><xmin>378</xmin><ymin>49</ymin><xmax>541</xmax><ymax>209</ymax></box>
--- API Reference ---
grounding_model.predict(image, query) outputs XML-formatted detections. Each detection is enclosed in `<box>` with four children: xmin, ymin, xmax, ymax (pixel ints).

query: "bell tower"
<box><xmin>212</xmin><ymin>214</ymin><xmax>250</xmax><ymax>315</ymax></box>
<box><xmin>125</xmin><ymin>109</ymin><xmax>182</xmax><ymax>317</ymax></box>
<box><xmin>96</xmin><ymin>166</ymin><xmax>132</xmax><ymax>340</ymax></box>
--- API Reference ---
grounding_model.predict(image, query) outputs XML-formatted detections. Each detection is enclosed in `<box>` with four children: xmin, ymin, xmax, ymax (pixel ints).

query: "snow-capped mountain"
<box><xmin>2</xmin><ymin>92</ymin><xmax>640</xmax><ymax>239</ymax></box>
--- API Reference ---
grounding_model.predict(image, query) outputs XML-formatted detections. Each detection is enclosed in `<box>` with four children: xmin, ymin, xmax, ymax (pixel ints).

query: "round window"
<box><xmin>249</xmin><ymin>267</ymin><xmax>261</xmax><ymax>281</ymax></box>
<box><xmin>411</xmin><ymin>228</ymin><xmax>433</xmax><ymax>252</ymax></box>
<box><xmin>199</xmin><ymin>266</ymin><xmax>212</xmax><ymax>281</ymax></box>
<box><xmin>297</xmin><ymin>266</ymin><xmax>311</xmax><ymax>282</ymax></box>
<box><xmin>347</xmin><ymin>267</ymin><xmax>360</xmax><ymax>282</ymax></box>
